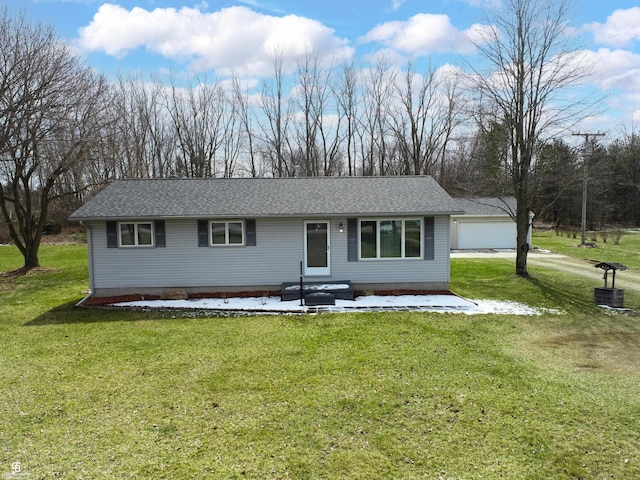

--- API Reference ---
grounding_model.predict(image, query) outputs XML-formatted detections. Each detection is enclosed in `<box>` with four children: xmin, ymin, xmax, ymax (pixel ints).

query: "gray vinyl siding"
<box><xmin>91</xmin><ymin>218</ymin><xmax>303</xmax><ymax>290</ymax></box>
<box><xmin>88</xmin><ymin>216</ymin><xmax>450</xmax><ymax>294</ymax></box>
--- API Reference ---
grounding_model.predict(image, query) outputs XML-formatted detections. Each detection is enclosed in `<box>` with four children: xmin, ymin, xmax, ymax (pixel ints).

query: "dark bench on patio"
<box><xmin>281</xmin><ymin>280</ymin><xmax>355</xmax><ymax>304</ymax></box>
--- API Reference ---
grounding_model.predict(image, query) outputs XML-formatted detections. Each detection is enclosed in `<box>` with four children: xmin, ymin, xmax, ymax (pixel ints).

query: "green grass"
<box><xmin>1</xmin><ymin>244</ymin><xmax>640</xmax><ymax>478</ymax></box>
<box><xmin>532</xmin><ymin>229</ymin><xmax>640</xmax><ymax>270</ymax></box>
<box><xmin>451</xmin><ymin>255</ymin><xmax>640</xmax><ymax>312</ymax></box>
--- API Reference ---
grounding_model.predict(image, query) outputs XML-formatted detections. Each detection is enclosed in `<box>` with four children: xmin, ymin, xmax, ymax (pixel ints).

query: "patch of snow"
<box><xmin>597</xmin><ymin>304</ymin><xmax>634</xmax><ymax>313</ymax></box>
<box><xmin>111</xmin><ymin>294</ymin><xmax>566</xmax><ymax>316</ymax></box>
<box><xmin>283</xmin><ymin>283</ymin><xmax>351</xmax><ymax>291</ymax></box>
<box><xmin>468</xmin><ymin>299</ymin><xmax>565</xmax><ymax>316</ymax></box>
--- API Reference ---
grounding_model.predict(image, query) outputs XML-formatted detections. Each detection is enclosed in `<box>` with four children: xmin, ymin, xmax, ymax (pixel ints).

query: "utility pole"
<box><xmin>572</xmin><ymin>132</ymin><xmax>605</xmax><ymax>245</ymax></box>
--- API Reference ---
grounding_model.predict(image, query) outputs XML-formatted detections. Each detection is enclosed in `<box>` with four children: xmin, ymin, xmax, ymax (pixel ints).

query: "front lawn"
<box><xmin>1</xmin><ymin>244</ymin><xmax>639</xmax><ymax>479</ymax></box>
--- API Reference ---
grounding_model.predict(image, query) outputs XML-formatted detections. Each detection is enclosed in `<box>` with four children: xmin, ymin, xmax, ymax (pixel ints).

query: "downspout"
<box><xmin>75</xmin><ymin>221</ymin><xmax>94</xmax><ymax>307</ymax></box>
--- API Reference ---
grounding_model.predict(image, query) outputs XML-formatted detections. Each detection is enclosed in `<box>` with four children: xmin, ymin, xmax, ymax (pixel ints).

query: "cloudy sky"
<box><xmin>7</xmin><ymin>0</ymin><xmax>640</xmax><ymax>134</ymax></box>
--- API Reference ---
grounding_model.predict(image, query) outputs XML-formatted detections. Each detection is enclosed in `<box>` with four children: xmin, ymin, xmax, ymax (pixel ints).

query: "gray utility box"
<box><xmin>594</xmin><ymin>287</ymin><xmax>624</xmax><ymax>308</ymax></box>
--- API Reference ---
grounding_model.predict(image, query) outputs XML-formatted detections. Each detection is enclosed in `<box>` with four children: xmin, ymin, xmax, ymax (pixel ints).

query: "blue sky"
<box><xmin>7</xmin><ymin>0</ymin><xmax>640</xmax><ymax>135</ymax></box>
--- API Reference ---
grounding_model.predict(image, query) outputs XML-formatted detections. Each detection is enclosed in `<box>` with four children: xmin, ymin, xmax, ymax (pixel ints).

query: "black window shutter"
<box><xmin>424</xmin><ymin>217</ymin><xmax>434</xmax><ymax>260</ymax></box>
<box><xmin>154</xmin><ymin>220</ymin><xmax>166</xmax><ymax>247</ymax></box>
<box><xmin>106</xmin><ymin>221</ymin><xmax>118</xmax><ymax>248</ymax></box>
<box><xmin>197</xmin><ymin>220</ymin><xmax>209</xmax><ymax>247</ymax></box>
<box><xmin>245</xmin><ymin>219</ymin><xmax>256</xmax><ymax>246</ymax></box>
<box><xmin>347</xmin><ymin>218</ymin><xmax>358</xmax><ymax>262</ymax></box>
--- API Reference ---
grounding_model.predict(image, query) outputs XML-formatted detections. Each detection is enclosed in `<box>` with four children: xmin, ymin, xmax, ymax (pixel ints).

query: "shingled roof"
<box><xmin>69</xmin><ymin>176</ymin><xmax>462</xmax><ymax>220</ymax></box>
<box><xmin>454</xmin><ymin>197</ymin><xmax>516</xmax><ymax>216</ymax></box>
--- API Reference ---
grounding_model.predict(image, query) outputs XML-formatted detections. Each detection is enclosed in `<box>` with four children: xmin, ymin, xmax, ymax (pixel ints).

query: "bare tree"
<box><xmin>81</xmin><ymin>110</ymin><xmax>119</xmax><ymax>188</ymax></box>
<box><xmin>334</xmin><ymin>61</ymin><xmax>360</xmax><ymax>176</ymax></box>
<box><xmin>230</xmin><ymin>75</ymin><xmax>263</xmax><ymax>177</ymax></box>
<box><xmin>112</xmin><ymin>75</ymin><xmax>176</xmax><ymax>179</ymax></box>
<box><xmin>469</xmin><ymin>0</ymin><xmax>592</xmax><ymax>276</ymax></box>
<box><xmin>391</xmin><ymin>61</ymin><xmax>463</xmax><ymax>176</ymax></box>
<box><xmin>165</xmin><ymin>75</ymin><xmax>226</xmax><ymax>178</ymax></box>
<box><xmin>258</xmin><ymin>52</ymin><xmax>293</xmax><ymax>177</ymax></box>
<box><xmin>311</xmin><ymin>56</ymin><xmax>344</xmax><ymax>176</ymax></box>
<box><xmin>218</xmin><ymin>93</ymin><xmax>242</xmax><ymax>178</ymax></box>
<box><xmin>359</xmin><ymin>56</ymin><xmax>397</xmax><ymax>176</ymax></box>
<box><xmin>292</xmin><ymin>51</ymin><xmax>321</xmax><ymax>175</ymax></box>
<box><xmin>142</xmin><ymin>80</ymin><xmax>176</xmax><ymax>179</ymax></box>
<box><xmin>0</xmin><ymin>10</ymin><xmax>109</xmax><ymax>269</ymax></box>
<box><xmin>291</xmin><ymin>51</ymin><xmax>343</xmax><ymax>176</ymax></box>
<box><xmin>437</xmin><ymin>70</ymin><xmax>466</xmax><ymax>182</ymax></box>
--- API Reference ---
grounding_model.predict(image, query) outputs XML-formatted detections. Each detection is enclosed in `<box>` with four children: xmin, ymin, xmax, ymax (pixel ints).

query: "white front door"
<box><xmin>304</xmin><ymin>220</ymin><xmax>330</xmax><ymax>276</ymax></box>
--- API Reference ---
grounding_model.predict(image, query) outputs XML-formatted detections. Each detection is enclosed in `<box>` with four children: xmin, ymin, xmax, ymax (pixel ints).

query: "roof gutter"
<box><xmin>70</xmin><ymin>210</ymin><xmax>465</xmax><ymax>222</ymax></box>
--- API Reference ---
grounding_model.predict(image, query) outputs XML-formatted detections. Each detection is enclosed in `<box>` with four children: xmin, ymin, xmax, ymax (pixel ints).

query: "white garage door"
<box><xmin>457</xmin><ymin>220</ymin><xmax>516</xmax><ymax>249</ymax></box>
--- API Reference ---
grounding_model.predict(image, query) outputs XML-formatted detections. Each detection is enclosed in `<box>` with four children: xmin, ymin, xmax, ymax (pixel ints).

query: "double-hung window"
<box><xmin>119</xmin><ymin>222</ymin><xmax>154</xmax><ymax>247</ymax></box>
<box><xmin>210</xmin><ymin>220</ymin><xmax>244</xmax><ymax>246</ymax></box>
<box><xmin>359</xmin><ymin>219</ymin><xmax>422</xmax><ymax>259</ymax></box>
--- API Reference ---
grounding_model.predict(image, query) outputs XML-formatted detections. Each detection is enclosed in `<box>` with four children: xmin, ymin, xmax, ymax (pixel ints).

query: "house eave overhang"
<box><xmin>70</xmin><ymin>210</ymin><xmax>464</xmax><ymax>222</ymax></box>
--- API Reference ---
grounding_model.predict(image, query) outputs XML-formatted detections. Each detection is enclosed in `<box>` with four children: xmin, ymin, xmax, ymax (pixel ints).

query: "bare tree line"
<box><xmin>74</xmin><ymin>51</ymin><xmax>465</xmax><ymax>187</ymax></box>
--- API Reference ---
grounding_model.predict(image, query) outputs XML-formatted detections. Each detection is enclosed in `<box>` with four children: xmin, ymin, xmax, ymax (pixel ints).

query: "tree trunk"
<box><xmin>515</xmin><ymin>200</ymin><xmax>530</xmax><ymax>276</ymax></box>
<box><xmin>11</xmin><ymin>227</ymin><xmax>42</xmax><ymax>270</ymax></box>
<box><xmin>23</xmin><ymin>244</ymin><xmax>40</xmax><ymax>269</ymax></box>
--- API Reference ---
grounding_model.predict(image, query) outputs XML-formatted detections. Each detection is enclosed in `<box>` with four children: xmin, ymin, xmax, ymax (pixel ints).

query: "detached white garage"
<box><xmin>450</xmin><ymin>197</ymin><xmax>529</xmax><ymax>250</ymax></box>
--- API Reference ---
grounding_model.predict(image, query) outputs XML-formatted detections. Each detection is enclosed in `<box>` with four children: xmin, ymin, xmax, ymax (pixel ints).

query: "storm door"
<box><xmin>304</xmin><ymin>221</ymin><xmax>330</xmax><ymax>276</ymax></box>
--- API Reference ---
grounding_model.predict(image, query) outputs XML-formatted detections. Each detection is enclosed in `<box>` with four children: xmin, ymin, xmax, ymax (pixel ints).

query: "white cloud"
<box><xmin>565</xmin><ymin>48</ymin><xmax>640</xmax><ymax>129</ymax></box>
<box><xmin>584</xmin><ymin>7</ymin><xmax>640</xmax><ymax>48</ymax></box>
<box><xmin>359</xmin><ymin>13</ymin><xmax>490</xmax><ymax>56</ymax></box>
<box><xmin>389</xmin><ymin>0</ymin><xmax>406</xmax><ymax>11</ymax></box>
<box><xmin>434</xmin><ymin>63</ymin><xmax>466</xmax><ymax>84</ymax></box>
<box><xmin>217</xmin><ymin>76</ymin><xmax>261</xmax><ymax>95</ymax></box>
<box><xmin>234</xmin><ymin>0</ymin><xmax>289</xmax><ymax>15</ymax></box>
<box><xmin>360</xmin><ymin>47</ymin><xmax>409</xmax><ymax>68</ymax></box>
<box><xmin>77</xmin><ymin>4</ymin><xmax>353</xmax><ymax>76</ymax></box>
<box><xmin>458</xmin><ymin>0</ymin><xmax>502</xmax><ymax>8</ymax></box>
<box><xmin>583</xmin><ymin>48</ymin><xmax>640</xmax><ymax>92</ymax></box>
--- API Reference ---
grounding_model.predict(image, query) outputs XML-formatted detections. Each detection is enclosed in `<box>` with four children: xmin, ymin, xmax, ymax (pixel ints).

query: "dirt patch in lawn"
<box><xmin>0</xmin><ymin>267</ymin><xmax>58</xmax><ymax>292</ymax></box>
<box><xmin>538</xmin><ymin>332</ymin><xmax>640</xmax><ymax>372</ymax></box>
<box><xmin>0</xmin><ymin>266</ymin><xmax>58</xmax><ymax>278</ymax></box>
